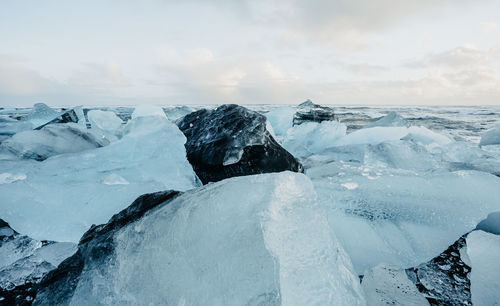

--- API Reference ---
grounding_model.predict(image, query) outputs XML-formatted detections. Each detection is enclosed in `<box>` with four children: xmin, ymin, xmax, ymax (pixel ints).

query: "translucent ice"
<box><xmin>21</xmin><ymin>103</ymin><xmax>59</xmax><ymax>128</ymax></box>
<box><xmin>467</xmin><ymin>230</ymin><xmax>500</xmax><ymax>305</ymax></box>
<box><xmin>479</xmin><ymin>123</ymin><xmax>500</xmax><ymax>146</ymax></box>
<box><xmin>265</xmin><ymin>106</ymin><xmax>295</xmax><ymax>138</ymax></box>
<box><xmin>87</xmin><ymin>110</ymin><xmax>123</xmax><ymax>136</ymax></box>
<box><xmin>0</xmin><ymin>114</ymin><xmax>199</xmax><ymax>242</ymax></box>
<box><xmin>59</xmin><ymin>172</ymin><xmax>365</xmax><ymax>305</ymax></box>
<box><xmin>1</xmin><ymin>123</ymin><xmax>109</xmax><ymax>161</ymax></box>
<box><xmin>282</xmin><ymin>121</ymin><xmax>347</xmax><ymax>157</ymax></box>
<box><xmin>361</xmin><ymin>263</ymin><xmax>428</xmax><ymax>305</ymax></box>
<box><xmin>131</xmin><ymin>105</ymin><xmax>167</xmax><ymax>119</ymax></box>
<box><xmin>366</xmin><ymin>111</ymin><xmax>410</xmax><ymax>128</ymax></box>
<box><xmin>308</xmin><ymin>163</ymin><xmax>500</xmax><ymax>273</ymax></box>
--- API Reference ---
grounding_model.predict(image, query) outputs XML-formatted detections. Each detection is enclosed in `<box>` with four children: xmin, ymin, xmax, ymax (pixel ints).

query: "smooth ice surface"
<box><xmin>164</xmin><ymin>105</ymin><xmax>195</xmax><ymax>121</ymax></box>
<box><xmin>366</xmin><ymin>111</ymin><xmax>410</xmax><ymax>128</ymax></box>
<box><xmin>265</xmin><ymin>106</ymin><xmax>295</xmax><ymax>138</ymax></box>
<box><xmin>480</xmin><ymin>123</ymin><xmax>500</xmax><ymax>146</ymax></box>
<box><xmin>467</xmin><ymin>230</ymin><xmax>500</xmax><ymax>306</ymax></box>
<box><xmin>282</xmin><ymin>121</ymin><xmax>346</xmax><ymax>157</ymax></box>
<box><xmin>131</xmin><ymin>105</ymin><xmax>167</xmax><ymax>119</ymax></box>
<box><xmin>0</xmin><ymin>113</ymin><xmax>199</xmax><ymax>242</ymax></box>
<box><xmin>475</xmin><ymin>212</ymin><xmax>500</xmax><ymax>235</ymax></box>
<box><xmin>69</xmin><ymin>172</ymin><xmax>365</xmax><ymax>305</ymax></box>
<box><xmin>1</xmin><ymin>123</ymin><xmax>109</xmax><ymax>161</ymax></box>
<box><xmin>308</xmin><ymin>164</ymin><xmax>500</xmax><ymax>273</ymax></box>
<box><xmin>361</xmin><ymin>263</ymin><xmax>428</xmax><ymax>305</ymax></box>
<box><xmin>21</xmin><ymin>103</ymin><xmax>59</xmax><ymax>127</ymax></box>
<box><xmin>87</xmin><ymin>110</ymin><xmax>122</xmax><ymax>135</ymax></box>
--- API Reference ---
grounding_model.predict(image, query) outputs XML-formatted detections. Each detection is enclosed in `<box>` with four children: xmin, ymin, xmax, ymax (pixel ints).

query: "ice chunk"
<box><xmin>265</xmin><ymin>106</ymin><xmax>295</xmax><ymax>138</ymax></box>
<box><xmin>0</xmin><ymin>115</ymin><xmax>199</xmax><ymax>242</ymax></box>
<box><xmin>403</xmin><ymin>126</ymin><xmax>452</xmax><ymax>146</ymax></box>
<box><xmin>35</xmin><ymin>172</ymin><xmax>365</xmax><ymax>305</ymax></box>
<box><xmin>293</xmin><ymin>100</ymin><xmax>336</xmax><ymax>126</ymax></box>
<box><xmin>282</xmin><ymin>121</ymin><xmax>347</xmax><ymax>157</ymax></box>
<box><xmin>1</xmin><ymin>123</ymin><xmax>109</xmax><ymax>161</ymax></box>
<box><xmin>308</xmin><ymin>163</ymin><xmax>500</xmax><ymax>273</ymax></box>
<box><xmin>335</xmin><ymin>127</ymin><xmax>409</xmax><ymax>146</ymax></box>
<box><xmin>131</xmin><ymin>104</ymin><xmax>167</xmax><ymax>119</ymax></box>
<box><xmin>475</xmin><ymin>212</ymin><xmax>500</xmax><ymax>235</ymax></box>
<box><xmin>366</xmin><ymin>111</ymin><xmax>410</xmax><ymax>128</ymax></box>
<box><xmin>467</xmin><ymin>230</ymin><xmax>500</xmax><ymax>306</ymax></box>
<box><xmin>21</xmin><ymin>103</ymin><xmax>59</xmax><ymax>127</ymax></box>
<box><xmin>164</xmin><ymin>105</ymin><xmax>195</xmax><ymax>121</ymax></box>
<box><xmin>361</xmin><ymin>263</ymin><xmax>428</xmax><ymax>305</ymax></box>
<box><xmin>87</xmin><ymin>110</ymin><xmax>122</xmax><ymax>135</ymax></box>
<box><xmin>33</xmin><ymin>106</ymin><xmax>86</xmax><ymax>130</ymax></box>
<box><xmin>177</xmin><ymin>104</ymin><xmax>302</xmax><ymax>184</ymax></box>
<box><xmin>479</xmin><ymin>123</ymin><xmax>500</xmax><ymax>146</ymax></box>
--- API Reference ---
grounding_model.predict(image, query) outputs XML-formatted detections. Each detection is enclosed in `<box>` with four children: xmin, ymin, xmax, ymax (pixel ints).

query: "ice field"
<box><xmin>0</xmin><ymin>102</ymin><xmax>499</xmax><ymax>305</ymax></box>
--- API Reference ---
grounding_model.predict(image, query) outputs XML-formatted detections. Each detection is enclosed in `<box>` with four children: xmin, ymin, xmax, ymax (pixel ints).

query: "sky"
<box><xmin>1</xmin><ymin>0</ymin><xmax>500</xmax><ymax>106</ymax></box>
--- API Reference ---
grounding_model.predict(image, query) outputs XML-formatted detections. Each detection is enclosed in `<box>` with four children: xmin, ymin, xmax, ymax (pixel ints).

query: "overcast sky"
<box><xmin>1</xmin><ymin>0</ymin><xmax>500</xmax><ymax>106</ymax></box>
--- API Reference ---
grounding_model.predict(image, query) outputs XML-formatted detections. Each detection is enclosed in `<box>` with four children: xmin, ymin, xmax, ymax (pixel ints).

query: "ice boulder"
<box><xmin>282</xmin><ymin>120</ymin><xmax>347</xmax><ymax>157</ymax></box>
<box><xmin>293</xmin><ymin>99</ymin><xmax>336</xmax><ymax>126</ymax></box>
<box><xmin>131</xmin><ymin>104</ymin><xmax>167</xmax><ymax>119</ymax></box>
<box><xmin>0</xmin><ymin>114</ymin><xmax>199</xmax><ymax>242</ymax></box>
<box><xmin>467</xmin><ymin>230</ymin><xmax>500</xmax><ymax>305</ymax></box>
<box><xmin>366</xmin><ymin>111</ymin><xmax>410</xmax><ymax>128</ymax></box>
<box><xmin>164</xmin><ymin>105</ymin><xmax>195</xmax><ymax>122</ymax></box>
<box><xmin>34</xmin><ymin>106</ymin><xmax>86</xmax><ymax>130</ymax></box>
<box><xmin>1</xmin><ymin>123</ymin><xmax>109</xmax><ymax>161</ymax></box>
<box><xmin>479</xmin><ymin>123</ymin><xmax>500</xmax><ymax>147</ymax></box>
<box><xmin>177</xmin><ymin>104</ymin><xmax>303</xmax><ymax>184</ymax></box>
<box><xmin>0</xmin><ymin>219</ymin><xmax>77</xmax><ymax>305</ymax></box>
<box><xmin>87</xmin><ymin>110</ymin><xmax>122</xmax><ymax>136</ymax></box>
<box><xmin>265</xmin><ymin>106</ymin><xmax>296</xmax><ymax>138</ymax></box>
<box><xmin>34</xmin><ymin>172</ymin><xmax>365</xmax><ymax>305</ymax></box>
<box><xmin>21</xmin><ymin>103</ymin><xmax>59</xmax><ymax>128</ymax></box>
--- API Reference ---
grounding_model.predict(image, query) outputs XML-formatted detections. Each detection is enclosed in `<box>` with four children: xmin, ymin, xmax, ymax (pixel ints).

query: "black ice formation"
<box><xmin>177</xmin><ymin>104</ymin><xmax>303</xmax><ymax>184</ymax></box>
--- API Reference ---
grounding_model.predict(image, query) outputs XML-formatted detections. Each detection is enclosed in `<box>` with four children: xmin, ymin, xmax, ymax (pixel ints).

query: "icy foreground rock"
<box><xmin>34</xmin><ymin>172</ymin><xmax>365</xmax><ymax>306</ymax></box>
<box><xmin>1</xmin><ymin>123</ymin><xmax>109</xmax><ymax>161</ymax></box>
<box><xmin>0</xmin><ymin>113</ymin><xmax>199</xmax><ymax>242</ymax></box>
<box><xmin>177</xmin><ymin>104</ymin><xmax>303</xmax><ymax>184</ymax></box>
<box><xmin>0</xmin><ymin>219</ymin><xmax>76</xmax><ymax>304</ymax></box>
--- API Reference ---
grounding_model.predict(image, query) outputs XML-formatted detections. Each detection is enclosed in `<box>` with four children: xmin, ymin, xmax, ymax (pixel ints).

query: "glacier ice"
<box><xmin>366</xmin><ymin>111</ymin><xmax>410</xmax><ymax>128</ymax></box>
<box><xmin>0</xmin><ymin>113</ymin><xmax>199</xmax><ymax>242</ymax></box>
<box><xmin>293</xmin><ymin>100</ymin><xmax>336</xmax><ymax>126</ymax></box>
<box><xmin>282</xmin><ymin>121</ymin><xmax>347</xmax><ymax>157</ymax></box>
<box><xmin>467</xmin><ymin>230</ymin><xmax>500</xmax><ymax>306</ymax></box>
<box><xmin>131</xmin><ymin>104</ymin><xmax>167</xmax><ymax>119</ymax></box>
<box><xmin>361</xmin><ymin>263</ymin><xmax>428</xmax><ymax>306</ymax></box>
<box><xmin>265</xmin><ymin>106</ymin><xmax>295</xmax><ymax>138</ymax></box>
<box><xmin>308</xmin><ymin>162</ymin><xmax>500</xmax><ymax>273</ymax></box>
<box><xmin>475</xmin><ymin>212</ymin><xmax>500</xmax><ymax>235</ymax></box>
<box><xmin>87</xmin><ymin>110</ymin><xmax>123</xmax><ymax>136</ymax></box>
<box><xmin>177</xmin><ymin>104</ymin><xmax>303</xmax><ymax>184</ymax></box>
<box><xmin>479</xmin><ymin>123</ymin><xmax>500</xmax><ymax>146</ymax></box>
<box><xmin>1</xmin><ymin>123</ymin><xmax>109</xmax><ymax>161</ymax></box>
<box><xmin>164</xmin><ymin>105</ymin><xmax>195</xmax><ymax>121</ymax></box>
<box><xmin>34</xmin><ymin>172</ymin><xmax>365</xmax><ymax>306</ymax></box>
<box><xmin>20</xmin><ymin>103</ymin><xmax>59</xmax><ymax>128</ymax></box>
<box><xmin>0</xmin><ymin>219</ymin><xmax>76</xmax><ymax>304</ymax></box>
